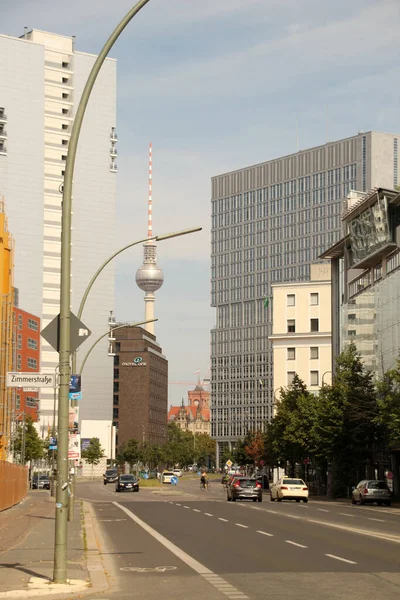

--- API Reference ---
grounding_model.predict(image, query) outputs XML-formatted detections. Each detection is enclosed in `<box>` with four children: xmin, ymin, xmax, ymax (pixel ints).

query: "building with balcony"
<box><xmin>269</xmin><ymin>264</ymin><xmax>332</xmax><ymax>398</ymax></box>
<box><xmin>211</xmin><ymin>131</ymin><xmax>399</xmax><ymax>464</ymax></box>
<box><xmin>321</xmin><ymin>187</ymin><xmax>400</xmax><ymax>375</ymax></box>
<box><xmin>0</xmin><ymin>28</ymin><xmax>117</xmax><ymax>435</ymax></box>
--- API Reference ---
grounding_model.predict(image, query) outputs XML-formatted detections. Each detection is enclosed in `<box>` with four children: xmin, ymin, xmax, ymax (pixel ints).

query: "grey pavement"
<box><xmin>77</xmin><ymin>477</ymin><xmax>400</xmax><ymax>600</ymax></box>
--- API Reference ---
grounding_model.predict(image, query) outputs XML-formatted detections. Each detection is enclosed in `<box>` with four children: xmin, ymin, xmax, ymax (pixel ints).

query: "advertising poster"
<box><xmin>69</xmin><ymin>374</ymin><xmax>82</xmax><ymax>401</ymax></box>
<box><xmin>68</xmin><ymin>405</ymin><xmax>79</xmax><ymax>433</ymax></box>
<box><xmin>68</xmin><ymin>433</ymin><xmax>81</xmax><ymax>460</ymax></box>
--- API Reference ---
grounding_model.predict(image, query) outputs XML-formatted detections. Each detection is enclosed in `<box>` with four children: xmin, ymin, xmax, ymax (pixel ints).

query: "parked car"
<box><xmin>115</xmin><ymin>474</ymin><xmax>139</xmax><ymax>493</ymax></box>
<box><xmin>32</xmin><ymin>474</ymin><xmax>50</xmax><ymax>490</ymax></box>
<box><xmin>270</xmin><ymin>478</ymin><xmax>309</xmax><ymax>502</ymax></box>
<box><xmin>227</xmin><ymin>477</ymin><xmax>263</xmax><ymax>502</ymax></box>
<box><xmin>172</xmin><ymin>469</ymin><xmax>183</xmax><ymax>478</ymax></box>
<box><xmin>162</xmin><ymin>471</ymin><xmax>175</xmax><ymax>484</ymax></box>
<box><xmin>352</xmin><ymin>480</ymin><xmax>391</xmax><ymax>506</ymax></box>
<box><xmin>103</xmin><ymin>468</ymin><xmax>118</xmax><ymax>485</ymax></box>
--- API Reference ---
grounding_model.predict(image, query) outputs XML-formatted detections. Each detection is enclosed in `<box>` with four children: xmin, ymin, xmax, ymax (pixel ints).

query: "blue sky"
<box><xmin>3</xmin><ymin>0</ymin><xmax>400</xmax><ymax>405</ymax></box>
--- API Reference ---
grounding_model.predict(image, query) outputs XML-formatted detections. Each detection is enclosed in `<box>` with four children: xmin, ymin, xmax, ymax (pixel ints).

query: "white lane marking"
<box><xmin>218</xmin><ymin>518</ymin><xmax>229</xmax><ymax>522</ymax></box>
<box><xmin>339</xmin><ymin>513</ymin><xmax>354</xmax><ymax>517</ymax></box>
<box><xmin>265</xmin><ymin>510</ymin><xmax>278</xmax><ymax>515</ymax></box>
<box><xmin>325</xmin><ymin>553</ymin><xmax>357</xmax><ymax>565</ymax></box>
<box><xmin>114</xmin><ymin>502</ymin><xmax>249</xmax><ymax>598</ymax></box>
<box><xmin>285</xmin><ymin>540</ymin><xmax>307</xmax><ymax>549</ymax></box>
<box><xmin>306</xmin><ymin>517</ymin><xmax>400</xmax><ymax>544</ymax></box>
<box><xmin>317</xmin><ymin>508</ymin><xmax>329</xmax><ymax>512</ymax></box>
<box><xmin>235</xmin><ymin>523</ymin><xmax>248</xmax><ymax>528</ymax></box>
<box><xmin>193</xmin><ymin>509</ymin><xmax>201</xmax><ymax>513</ymax></box>
<box><xmin>183</xmin><ymin>506</ymin><xmax>190</xmax><ymax>509</ymax></box>
<box><xmin>286</xmin><ymin>514</ymin><xmax>300</xmax><ymax>519</ymax></box>
<box><xmin>257</xmin><ymin>530</ymin><xmax>274</xmax><ymax>537</ymax></box>
<box><xmin>204</xmin><ymin>513</ymin><xmax>213</xmax><ymax>517</ymax></box>
<box><xmin>368</xmin><ymin>518</ymin><xmax>386</xmax><ymax>523</ymax></box>
<box><xmin>176</xmin><ymin>503</ymin><xmax>181</xmax><ymax>506</ymax></box>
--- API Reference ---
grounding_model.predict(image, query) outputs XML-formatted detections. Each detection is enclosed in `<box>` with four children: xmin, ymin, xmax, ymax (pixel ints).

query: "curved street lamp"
<box><xmin>322</xmin><ymin>371</ymin><xmax>333</xmax><ymax>385</ymax></box>
<box><xmin>55</xmin><ymin>0</ymin><xmax>152</xmax><ymax>583</ymax></box>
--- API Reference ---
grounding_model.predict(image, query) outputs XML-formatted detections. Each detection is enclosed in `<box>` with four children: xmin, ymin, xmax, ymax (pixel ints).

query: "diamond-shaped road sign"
<box><xmin>41</xmin><ymin>312</ymin><xmax>91</xmax><ymax>353</ymax></box>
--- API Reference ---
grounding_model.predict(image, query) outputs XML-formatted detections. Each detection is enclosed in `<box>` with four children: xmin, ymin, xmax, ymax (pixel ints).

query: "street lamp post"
<box><xmin>322</xmin><ymin>371</ymin><xmax>333</xmax><ymax>385</ymax></box>
<box><xmin>55</xmin><ymin>0</ymin><xmax>152</xmax><ymax>584</ymax></box>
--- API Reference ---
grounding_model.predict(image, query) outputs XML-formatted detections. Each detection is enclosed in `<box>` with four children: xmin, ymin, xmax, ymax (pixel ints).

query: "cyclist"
<box><xmin>200</xmin><ymin>471</ymin><xmax>208</xmax><ymax>490</ymax></box>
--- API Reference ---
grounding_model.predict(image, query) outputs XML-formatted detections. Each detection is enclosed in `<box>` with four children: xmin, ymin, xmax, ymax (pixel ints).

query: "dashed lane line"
<box><xmin>325</xmin><ymin>553</ymin><xmax>357</xmax><ymax>565</ymax></box>
<box><xmin>317</xmin><ymin>508</ymin><xmax>329</xmax><ymax>512</ymax></box>
<box><xmin>204</xmin><ymin>513</ymin><xmax>214</xmax><ymax>517</ymax></box>
<box><xmin>218</xmin><ymin>518</ymin><xmax>229</xmax><ymax>522</ymax></box>
<box><xmin>285</xmin><ymin>540</ymin><xmax>308</xmax><ymax>549</ymax></box>
<box><xmin>368</xmin><ymin>518</ymin><xmax>386</xmax><ymax>523</ymax></box>
<box><xmin>114</xmin><ymin>502</ymin><xmax>249</xmax><ymax>599</ymax></box>
<box><xmin>339</xmin><ymin>512</ymin><xmax>354</xmax><ymax>517</ymax></box>
<box><xmin>235</xmin><ymin>523</ymin><xmax>248</xmax><ymax>528</ymax></box>
<box><xmin>257</xmin><ymin>530</ymin><xmax>274</xmax><ymax>537</ymax></box>
<box><xmin>193</xmin><ymin>509</ymin><xmax>201</xmax><ymax>513</ymax></box>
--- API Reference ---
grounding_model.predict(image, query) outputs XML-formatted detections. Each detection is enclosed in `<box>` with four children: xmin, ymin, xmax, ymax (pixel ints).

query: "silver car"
<box><xmin>352</xmin><ymin>480</ymin><xmax>391</xmax><ymax>506</ymax></box>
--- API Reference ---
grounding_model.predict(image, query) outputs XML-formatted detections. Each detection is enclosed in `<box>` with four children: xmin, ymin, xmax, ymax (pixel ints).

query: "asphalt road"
<box><xmin>77</xmin><ymin>478</ymin><xmax>400</xmax><ymax>600</ymax></box>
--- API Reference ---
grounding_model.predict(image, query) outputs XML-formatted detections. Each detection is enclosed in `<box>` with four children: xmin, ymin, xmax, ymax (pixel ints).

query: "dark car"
<box><xmin>227</xmin><ymin>477</ymin><xmax>262</xmax><ymax>502</ymax></box>
<box><xmin>352</xmin><ymin>480</ymin><xmax>391</xmax><ymax>506</ymax></box>
<box><xmin>103</xmin><ymin>468</ymin><xmax>118</xmax><ymax>485</ymax></box>
<box><xmin>115</xmin><ymin>474</ymin><xmax>139</xmax><ymax>493</ymax></box>
<box><xmin>32</xmin><ymin>474</ymin><xmax>50</xmax><ymax>490</ymax></box>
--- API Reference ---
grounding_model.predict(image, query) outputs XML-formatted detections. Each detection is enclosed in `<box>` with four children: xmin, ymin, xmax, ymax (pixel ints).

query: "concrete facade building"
<box><xmin>0</xmin><ymin>29</ymin><xmax>116</xmax><ymax>434</ymax></box>
<box><xmin>210</xmin><ymin>131</ymin><xmax>399</xmax><ymax>464</ymax></box>
<box><xmin>112</xmin><ymin>326</ymin><xmax>168</xmax><ymax>454</ymax></box>
<box><xmin>269</xmin><ymin>264</ymin><xmax>332</xmax><ymax>397</ymax></box>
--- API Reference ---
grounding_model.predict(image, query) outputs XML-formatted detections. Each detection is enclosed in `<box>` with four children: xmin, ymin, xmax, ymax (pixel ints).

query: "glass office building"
<box><xmin>210</xmin><ymin>131</ymin><xmax>399</xmax><ymax>464</ymax></box>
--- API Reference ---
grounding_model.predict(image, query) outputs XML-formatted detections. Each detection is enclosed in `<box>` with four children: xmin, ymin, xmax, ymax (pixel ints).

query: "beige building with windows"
<box><xmin>269</xmin><ymin>264</ymin><xmax>332</xmax><ymax>397</ymax></box>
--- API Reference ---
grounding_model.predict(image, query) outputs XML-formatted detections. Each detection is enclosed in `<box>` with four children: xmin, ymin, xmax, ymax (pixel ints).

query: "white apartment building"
<box><xmin>269</xmin><ymin>264</ymin><xmax>332</xmax><ymax>397</ymax></box>
<box><xmin>0</xmin><ymin>29</ymin><xmax>117</xmax><ymax>434</ymax></box>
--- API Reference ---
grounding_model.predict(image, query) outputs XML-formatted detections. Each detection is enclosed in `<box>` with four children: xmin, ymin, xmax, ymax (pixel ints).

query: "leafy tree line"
<box><xmin>117</xmin><ymin>423</ymin><xmax>216</xmax><ymax>470</ymax></box>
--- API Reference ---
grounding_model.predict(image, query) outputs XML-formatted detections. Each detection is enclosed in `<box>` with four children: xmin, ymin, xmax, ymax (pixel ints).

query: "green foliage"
<box><xmin>81</xmin><ymin>437</ymin><xmax>104</xmax><ymax>466</ymax></box>
<box><xmin>14</xmin><ymin>416</ymin><xmax>44</xmax><ymax>463</ymax></box>
<box><xmin>375</xmin><ymin>359</ymin><xmax>400</xmax><ymax>447</ymax></box>
<box><xmin>119</xmin><ymin>438</ymin><xmax>140</xmax><ymax>466</ymax></box>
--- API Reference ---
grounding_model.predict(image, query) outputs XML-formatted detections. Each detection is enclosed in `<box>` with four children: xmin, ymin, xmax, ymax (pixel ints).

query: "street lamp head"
<box><xmin>156</xmin><ymin>226</ymin><xmax>202</xmax><ymax>241</ymax></box>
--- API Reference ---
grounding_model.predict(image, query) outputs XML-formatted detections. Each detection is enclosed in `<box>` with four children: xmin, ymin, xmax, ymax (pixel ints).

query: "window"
<box><xmin>113</xmin><ymin>395</ymin><xmax>119</xmax><ymax>406</ymax></box>
<box><xmin>62</xmin><ymin>77</ymin><xmax>69</xmax><ymax>84</ymax></box>
<box><xmin>310</xmin><ymin>293</ymin><xmax>319</xmax><ymax>305</ymax></box>
<box><xmin>62</xmin><ymin>139</ymin><xmax>68</xmax><ymax>146</ymax></box>
<box><xmin>62</xmin><ymin>123</ymin><xmax>68</xmax><ymax>130</ymax></box>
<box><xmin>114</xmin><ymin>355</ymin><xmax>119</xmax><ymax>366</ymax></box>
<box><xmin>17</xmin><ymin>355</ymin><xmax>21</xmax><ymax>370</ymax></box>
<box><xmin>287</xmin><ymin>371</ymin><xmax>295</xmax><ymax>385</ymax></box>
<box><xmin>310</xmin><ymin>318</ymin><xmax>319</xmax><ymax>332</ymax></box>
<box><xmin>62</xmin><ymin>93</ymin><xmax>69</xmax><ymax>99</ymax></box>
<box><xmin>114</xmin><ymin>368</ymin><xmax>119</xmax><ymax>379</ymax></box>
<box><xmin>28</xmin><ymin>318</ymin><xmax>38</xmax><ymax>331</ymax></box>
<box><xmin>287</xmin><ymin>319</ymin><xmax>296</xmax><ymax>333</ymax></box>
<box><xmin>28</xmin><ymin>338</ymin><xmax>37</xmax><ymax>350</ymax></box>
<box><xmin>113</xmin><ymin>408</ymin><xmax>119</xmax><ymax>419</ymax></box>
<box><xmin>113</xmin><ymin>382</ymin><xmax>119</xmax><ymax>393</ymax></box>
<box><xmin>17</xmin><ymin>334</ymin><xmax>22</xmax><ymax>350</ymax></box>
<box><xmin>26</xmin><ymin>396</ymin><xmax>37</xmax><ymax>407</ymax></box>
<box><xmin>287</xmin><ymin>294</ymin><xmax>295</xmax><ymax>306</ymax></box>
<box><xmin>310</xmin><ymin>371</ymin><xmax>319</xmax><ymax>386</ymax></box>
<box><xmin>62</xmin><ymin>61</ymin><xmax>69</xmax><ymax>68</ymax></box>
<box><xmin>310</xmin><ymin>347</ymin><xmax>319</xmax><ymax>359</ymax></box>
<box><xmin>27</xmin><ymin>357</ymin><xmax>37</xmax><ymax>369</ymax></box>
<box><xmin>115</xmin><ymin>342</ymin><xmax>120</xmax><ymax>352</ymax></box>
<box><xmin>16</xmin><ymin>394</ymin><xmax>20</xmax><ymax>410</ymax></box>
<box><xmin>287</xmin><ymin>348</ymin><xmax>296</xmax><ymax>360</ymax></box>
<box><xmin>18</xmin><ymin>314</ymin><xmax>23</xmax><ymax>330</ymax></box>
<box><xmin>62</xmin><ymin>108</ymin><xmax>69</xmax><ymax>115</ymax></box>
<box><xmin>62</xmin><ymin>155</ymin><xmax>67</xmax><ymax>160</ymax></box>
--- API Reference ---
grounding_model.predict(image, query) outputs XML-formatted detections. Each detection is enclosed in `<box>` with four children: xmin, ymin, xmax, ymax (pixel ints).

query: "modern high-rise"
<box><xmin>210</xmin><ymin>131</ymin><xmax>400</xmax><ymax>464</ymax></box>
<box><xmin>0</xmin><ymin>29</ymin><xmax>117</xmax><ymax>433</ymax></box>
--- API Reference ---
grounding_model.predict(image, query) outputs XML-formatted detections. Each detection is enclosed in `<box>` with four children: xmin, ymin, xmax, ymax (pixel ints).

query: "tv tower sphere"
<box><xmin>135</xmin><ymin>242</ymin><xmax>164</xmax><ymax>293</ymax></box>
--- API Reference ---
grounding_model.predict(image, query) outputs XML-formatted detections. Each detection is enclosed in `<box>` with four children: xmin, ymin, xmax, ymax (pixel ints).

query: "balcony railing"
<box><xmin>110</xmin><ymin>131</ymin><xmax>118</xmax><ymax>141</ymax></box>
<box><xmin>110</xmin><ymin>163</ymin><xmax>118</xmax><ymax>172</ymax></box>
<box><xmin>110</xmin><ymin>147</ymin><xmax>118</xmax><ymax>156</ymax></box>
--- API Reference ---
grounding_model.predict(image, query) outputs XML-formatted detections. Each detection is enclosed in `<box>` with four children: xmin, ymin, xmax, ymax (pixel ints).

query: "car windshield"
<box><xmin>39</xmin><ymin>475</ymin><xmax>49</xmax><ymax>480</ymax></box>
<box><xmin>106</xmin><ymin>470</ymin><xmax>117</xmax><ymax>476</ymax></box>
<box><xmin>237</xmin><ymin>479</ymin><xmax>256</xmax><ymax>488</ymax></box>
<box><xmin>120</xmin><ymin>475</ymin><xmax>136</xmax><ymax>482</ymax></box>
<box><xmin>368</xmin><ymin>481</ymin><xmax>389</xmax><ymax>490</ymax></box>
<box><xmin>282</xmin><ymin>479</ymin><xmax>304</xmax><ymax>485</ymax></box>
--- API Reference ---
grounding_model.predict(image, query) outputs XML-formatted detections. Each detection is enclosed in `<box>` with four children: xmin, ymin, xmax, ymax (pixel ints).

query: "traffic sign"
<box><xmin>41</xmin><ymin>312</ymin><xmax>91</xmax><ymax>353</ymax></box>
<box><xmin>7</xmin><ymin>372</ymin><xmax>55</xmax><ymax>388</ymax></box>
<box><xmin>226</xmin><ymin>459</ymin><xmax>233</xmax><ymax>468</ymax></box>
<box><xmin>170</xmin><ymin>476</ymin><xmax>178</xmax><ymax>485</ymax></box>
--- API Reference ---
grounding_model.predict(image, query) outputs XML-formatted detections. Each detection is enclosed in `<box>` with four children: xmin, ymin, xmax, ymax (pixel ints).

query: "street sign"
<box><xmin>170</xmin><ymin>476</ymin><xmax>178</xmax><ymax>485</ymax></box>
<box><xmin>49</xmin><ymin>445</ymin><xmax>57</xmax><ymax>451</ymax></box>
<box><xmin>50</xmin><ymin>437</ymin><xmax>57</xmax><ymax>446</ymax></box>
<box><xmin>226</xmin><ymin>459</ymin><xmax>233</xmax><ymax>468</ymax></box>
<box><xmin>41</xmin><ymin>312</ymin><xmax>91</xmax><ymax>353</ymax></box>
<box><xmin>6</xmin><ymin>372</ymin><xmax>55</xmax><ymax>388</ymax></box>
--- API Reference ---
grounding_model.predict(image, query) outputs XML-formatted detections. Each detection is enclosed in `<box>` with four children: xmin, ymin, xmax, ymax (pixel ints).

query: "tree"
<box><xmin>244</xmin><ymin>430</ymin><xmax>265</xmax><ymax>470</ymax></box>
<box><xmin>193</xmin><ymin>433</ymin><xmax>216</xmax><ymax>468</ymax></box>
<box><xmin>14</xmin><ymin>416</ymin><xmax>44</xmax><ymax>464</ymax></box>
<box><xmin>119</xmin><ymin>438</ymin><xmax>140</xmax><ymax>469</ymax></box>
<box><xmin>82</xmin><ymin>437</ymin><xmax>104</xmax><ymax>478</ymax></box>
<box><xmin>163</xmin><ymin>423</ymin><xmax>193</xmax><ymax>467</ymax></box>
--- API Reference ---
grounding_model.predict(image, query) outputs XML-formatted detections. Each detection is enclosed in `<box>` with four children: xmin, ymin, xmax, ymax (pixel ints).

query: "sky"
<box><xmin>3</xmin><ymin>0</ymin><xmax>400</xmax><ymax>406</ymax></box>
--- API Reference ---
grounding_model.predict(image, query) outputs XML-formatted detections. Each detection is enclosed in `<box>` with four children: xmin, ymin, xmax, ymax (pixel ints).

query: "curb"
<box><xmin>82</xmin><ymin>501</ymin><xmax>109</xmax><ymax>594</ymax></box>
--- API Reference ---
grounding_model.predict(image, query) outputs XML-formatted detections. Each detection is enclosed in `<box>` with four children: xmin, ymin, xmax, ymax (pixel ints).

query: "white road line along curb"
<box><xmin>325</xmin><ymin>554</ymin><xmax>357</xmax><ymax>565</ymax></box>
<box><xmin>114</xmin><ymin>502</ymin><xmax>248</xmax><ymax>599</ymax></box>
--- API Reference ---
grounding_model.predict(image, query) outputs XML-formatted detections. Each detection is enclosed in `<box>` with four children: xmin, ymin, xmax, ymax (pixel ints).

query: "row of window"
<box><xmin>17</xmin><ymin>335</ymin><xmax>38</xmax><ymax>350</ymax></box>
<box><xmin>287</xmin><ymin>318</ymin><xmax>319</xmax><ymax>333</ymax></box>
<box><xmin>287</xmin><ymin>292</ymin><xmax>319</xmax><ymax>306</ymax></box>
<box><xmin>17</xmin><ymin>314</ymin><xmax>39</xmax><ymax>331</ymax></box>
<box><xmin>287</xmin><ymin>347</ymin><xmax>319</xmax><ymax>360</ymax></box>
<box><xmin>15</xmin><ymin>394</ymin><xmax>38</xmax><ymax>409</ymax></box>
<box><xmin>16</xmin><ymin>356</ymin><xmax>37</xmax><ymax>370</ymax></box>
<box><xmin>287</xmin><ymin>371</ymin><xmax>320</xmax><ymax>386</ymax></box>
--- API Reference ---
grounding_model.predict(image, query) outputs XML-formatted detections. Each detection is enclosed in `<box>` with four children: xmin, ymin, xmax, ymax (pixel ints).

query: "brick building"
<box><xmin>168</xmin><ymin>382</ymin><xmax>210</xmax><ymax>435</ymax></box>
<box><xmin>12</xmin><ymin>307</ymin><xmax>41</xmax><ymax>421</ymax></box>
<box><xmin>112</xmin><ymin>326</ymin><xmax>168</xmax><ymax>453</ymax></box>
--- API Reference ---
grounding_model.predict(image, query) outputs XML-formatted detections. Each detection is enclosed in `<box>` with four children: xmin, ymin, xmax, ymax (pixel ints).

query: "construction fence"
<box><xmin>0</xmin><ymin>460</ymin><xmax>28</xmax><ymax>511</ymax></box>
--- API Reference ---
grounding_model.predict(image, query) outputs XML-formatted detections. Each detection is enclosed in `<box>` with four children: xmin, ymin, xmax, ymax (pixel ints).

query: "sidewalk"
<box><xmin>0</xmin><ymin>491</ymin><xmax>106</xmax><ymax>599</ymax></box>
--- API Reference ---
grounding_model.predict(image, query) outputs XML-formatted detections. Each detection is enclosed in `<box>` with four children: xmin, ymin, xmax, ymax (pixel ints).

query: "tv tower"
<box><xmin>135</xmin><ymin>143</ymin><xmax>164</xmax><ymax>334</ymax></box>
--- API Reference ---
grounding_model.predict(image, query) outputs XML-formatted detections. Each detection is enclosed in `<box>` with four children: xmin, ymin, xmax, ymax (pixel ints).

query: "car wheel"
<box><xmin>258</xmin><ymin>497</ymin><xmax>262</xmax><ymax>503</ymax></box>
<box><xmin>253</xmin><ymin>498</ymin><xmax>257</xmax><ymax>502</ymax></box>
<box><xmin>104</xmin><ymin>481</ymin><xmax>107</xmax><ymax>485</ymax></box>
<box><xmin>303</xmin><ymin>498</ymin><xmax>308</xmax><ymax>503</ymax></box>
<box><xmin>385</xmin><ymin>501</ymin><xmax>391</xmax><ymax>507</ymax></box>
<box><xmin>296</xmin><ymin>499</ymin><xmax>300</xmax><ymax>503</ymax></box>
<box><xmin>227</xmin><ymin>494</ymin><xmax>231</xmax><ymax>502</ymax></box>
<box><xmin>277</xmin><ymin>496</ymin><xmax>282</xmax><ymax>502</ymax></box>
<box><xmin>360</xmin><ymin>498</ymin><xmax>365</xmax><ymax>505</ymax></box>
<box><xmin>377</xmin><ymin>501</ymin><xmax>382</xmax><ymax>506</ymax></box>
<box><xmin>115</xmin><ymin>488</ymin><xmax>119</xmax><ymax>492</ymax></box>
<box><xmin>232</xmin><ymin>496</ymin><xmax>236</xmax><ymax>502</ymax></box>
<box><xmin>351</xmin><ymin>496</ymin><xmax>356</xmax><ymax>504</ymax></box>
<box><xmin>270</xmin><ymin>495</ymin><xmax>275</xmax><ymax>501</ymax></box>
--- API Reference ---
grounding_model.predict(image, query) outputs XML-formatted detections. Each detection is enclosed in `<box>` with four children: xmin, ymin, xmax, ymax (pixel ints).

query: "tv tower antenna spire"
<box><xmin>135</xmin><ymin>143</ymin><xmax>164</xmax><ymax>335</ymax></box>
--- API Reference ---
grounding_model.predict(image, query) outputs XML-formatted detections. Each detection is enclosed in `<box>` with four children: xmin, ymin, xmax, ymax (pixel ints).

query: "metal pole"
<box><xmin>51</xmin><ymin>383</ymin><xmax>57</xmax><ymax>497</ymax></box>
<box><xmin>54</xmin><ymin>0</ymin><xmax>152</xmax><ymax>584</ymax></box>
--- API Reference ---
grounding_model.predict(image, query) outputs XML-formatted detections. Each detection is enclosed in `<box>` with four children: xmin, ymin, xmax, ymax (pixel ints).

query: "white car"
<box><xmin>172</xmin><ymin>469</ymin><xmax>183</xmax><ymax>478</ymax></box>
<box><xmin>162</xmin><ymin>471</ymin><xmax>175</xmax><ymax>484</ymax></box>
<box><xmin>270</xmin><ymin>477</ymin><xmax>309</xmax><ymax>503</ymax></box>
